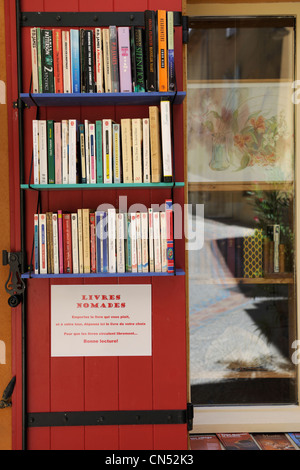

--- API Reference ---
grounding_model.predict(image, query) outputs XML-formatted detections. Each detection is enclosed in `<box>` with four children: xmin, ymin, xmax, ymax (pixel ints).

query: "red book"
<box><xmin>63</xmin><ymin>213</ymin><xmax>72</xmax><ymax>273</ymax></box>
<box><xmin>90</xmin><ymin>212</ymin><xmax>96</xmax><ymax>273</ymax></box>
<box><xmin>53</xmin><ymin>29</ymin><xmax>63</xmax><ymax>93</ymax></box>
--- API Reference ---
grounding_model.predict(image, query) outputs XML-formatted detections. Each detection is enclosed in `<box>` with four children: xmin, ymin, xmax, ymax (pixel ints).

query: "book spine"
<box><xmin>273</xmin><ymin>224</ymin><xmax>280</xmax><ymax>273</ymax></box>
<box><xmin>52</xmin><ymin>213</ymin><xmax>59</xmax><ymax>274</ymax></box>
<box><xmin>130</xmin><ymin>26</ymin><xmax>136</xmax><ymax>91</ymax></box>
<box><xmin>82</xmin><ymin>208</ymin><xmax>90</xmax><ymax>273</ymax></box>
<box><xmin>90</xmin><ymin>213</ymin><xmax>96</xmax><ymax>273</ymax></box>
<box><xmin>144</xmin><ymin>10</ymin><xmax>157</xmax><ymax>92</ymax></box>
<box><xmin>153</xmin><ymin>211</ymin><xmax>161</xmax><ymax>272</ymax></box>
<box><xmin>134</xmin><ymin>27</ymin><xmax>145</xmax><ymax>92</ymax></box>
<box><xmin>46</xmin><ymin>212</ymin><xmax>52</xmax><ymax>273</ymax></box>
<box><xmin>61</xmin><ymin>120</ymin><xmax>69</xmax><ymax>184</ymax></box>
<box><xmin>109</xmin><ymin>26</ymin><xmax>119</xmax><ymax>93</ymax></box>
<box><xmin>126</xmin><ymin>213</ymin><xmax>131</xmax><ymax>272</ymax></box>
<box><xmin>71</xmin><ymin>213</ymin><xmax>79</xmax><ymax>274</ymax></box>
<box><xmin>141</xmin><ymin>212</ymin><xmax>149</xmax><ymax>272</ymax></box>
<box><xmin>160</xmin><ymin>211</ymin><xmax>167</xmax><ymax>272</ymax></box>
<box><xmin>102</xmin><ymin>211</ymin><xmax>108</xmax><ymax>273</ymax></box>
<box><xmin>77</xmin><ymin>209</ymin><xmax>84</xmax><ymax>273</ymax></box>
<box><xmin>30</xmin><ymin>28</ymin><xmax>39</xmax><ymax>93</ymax></box>
<box><xmin>54</xmin><ymin>122</ymin><xmax>62</xmax><ymax>184</ymax></box>
<box><xmin>130</xmin><ymin>213</ymin><xmax>137</xmax><ymax>273</ymax></box>
<box><xmin>47</xmin><ymin>120</ymin><xmax>55</xmax><ymax>184</ymax></box>
<box><xmin>121</xmin><ymin>118</ymin><xmax>133</xmax><ymax>183</ymax></box>
<box><xmin>41</xmin><ymin>29</ymin><xmax>54</xmax><ymax>93</ymax></box>
<box><xmin>113</xmin><ymin>123</ymin><xmax>121</xmax><ymax>184</ymax></box>
<box><xmin>165</xmin><ymin>199</ymin><xmax>174</xmax><ymax>273</ymax></box>
<box><xmin>68</xmin><ymin>119</ymin><xmax>77</xmax><ymax>184</ymax></box>
<box><xmin>108</xmin><ymin>208</ymin><xmax>116</xmax><ymax>273</ymax></box>
<box><xmin>34</xmin><ymin>214</ymin><xmax>39</xmax><ymax>274</ymax></box>
<box><xmin>63</xmin><ymin>213</ymin><xmax>72</xmax><ymax>273</ymax></box>
<box><xmin>132</xmin><ymin>118</ymin><xmax>143</xmax><ymax>183</ymax></box>
<box><xmin>95</xmin><ymin>120</ymin><xmax>103</xmax><ymax>183</ymax></box>
<box><xmin>89</xmin><ymin>123</ymin><xmax>96</xmax><ymax>184</ymax></box>
<box><xmin>85</xmin><ymin>30</ymin><xmax>95</xmax><ymax>93</ymax></box>
<box><xmin>103</xmin><ymin>120</ymin><xmax>112</xmax><ymax>184</ymax></box>
<box><xmin>95</xmin><ymin>28</ymin><xmax>104</xmax><ymax>93</ymax></box>
<box><xmin>148</xmin><ymin>208</ymin><xmax>154</xmax><ymax>272</ymax></box>
<box><xmin>78</xmin><ymin>124</ymin><xmax>87</xmax><ymax>184</ymax></box>
<box><xmin>32</xmin><ymin>120</ymin><xmax>39</xmax><ymax>184</ymax></box>
<box><xmin>70</xmin><ymin>29</ymin><xmax>80</xmax><ymax>93</ymax></box>
<box><xmin>149</xmin><ymin>106</ymin><xmax>162</xmax><ymax>183</ymax></box>
<box><xmin>62</xmin><ymin>31</ymin><xmax>71</xmax><ymax>93</ymax></box>
<box><xmin>80</xmin><ymin>29</ymin><xmax>86</xmax><ymax>93</ymax></box>
<box><xmin>160</xmin><ymin>100</ymin><xmax>173</xmax><ymax>182</ymax></box>
<box><xmin>95</xmin><ymin>211</ymin><xmax>101</xmax><ymax>273</ymax></box>
<box><xmin>53</xmin><ymin>29</ymin><xmax>63</xmax><ymax>93</ymax></box>
<box><xmin>58</xmin><ymin>210</ymin><xmax>64</xmax><ymax>273</ymax></box>
<box><xmin>136</xmin><ymin>212</ymin><xmax>142</xmax><ymax>272</ymax></box>
<box><xmin>116</xmin><ymin>212</ymin><xmax>125</xmax><ymax>273</ymax></box>
<box><xmin>84</xmin><ymin>120</ymin><xmax>90</xmax><ymax>183</ymax></box>
<box><xmin>142</xmin><ymin>118</ymin><xmax>150</xmax><ymax>183</ymax></box>
<box><xmin>157</xmin><ymin>10</ymin><xmax>168</xmax><ymax>92</ymax></box>
<box><xmin>103</xmin><ymin>28</ymin><xmax>112</xmax><ymax>93</ymax></box>
<box><xmin>36</xmin><ymin>28</ymin><xmax>43</xmax><ymax>93</ymax></box>
<box><xmin>39</xmin><ymin>120</ymin><xmax>48</xmax><ymax>184</ymax></box>
<box><xmin>39</xmin><ymin>214</ymin><xmax>47</xmax><ymax>274</ymax></box>
<box><xmin>118</xmin><ymin>27</ymin><xmax>132</xmax><ymax>93</ymax></box>
<box><xmin>167</xmin><ymin>11</ymin><xmax>175</xmax><ymax>91</ymax></box>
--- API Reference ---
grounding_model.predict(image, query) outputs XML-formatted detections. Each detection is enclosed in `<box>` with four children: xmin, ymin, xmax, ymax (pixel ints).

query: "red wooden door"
<box><xmin>5</xmin><ymin>0</ymin><xmax>188</xmax><ymax>450</ymax></box>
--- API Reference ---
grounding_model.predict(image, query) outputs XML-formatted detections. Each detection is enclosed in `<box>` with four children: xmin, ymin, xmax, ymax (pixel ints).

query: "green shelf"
<box><xmin>21</xmin><ymin>182</ymin><xmax>185</xmax><ymax>190</ymax></box>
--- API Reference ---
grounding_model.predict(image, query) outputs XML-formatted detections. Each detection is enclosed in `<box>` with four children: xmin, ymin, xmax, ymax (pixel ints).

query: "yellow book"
<box><xmin>149</xmin><ymin>106</ymin><xmax>162</xmax><ymax>183</ymax></box>
<box><xmin>121</xmin><ymin>118</ymin><xmax>133</xmax><ymax>183</ymax></box>
<box><xmin>82</xmin><ymin>208</ymin><xmax>90</xmax><ymax>273</ymax></box>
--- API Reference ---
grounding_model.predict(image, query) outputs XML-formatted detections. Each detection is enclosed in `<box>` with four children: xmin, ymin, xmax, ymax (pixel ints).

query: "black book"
<box><xmin>130</xmin><ymin>26</ymin><xmax>136</xmax><ymax>91</ymax></box>
<box><xmin>85</xmin><ymin>30</ymin><xmax>95</xmax><ymax>93</ymax></box>
<box><xmin>134</xmin><ymin>27</ymin><xmax>146</xmax><ymax>92</ymax></box>
<box><xmin>144</xmin><ymin>10</ymin><xmax>157</xmax><ymax>92</ymax></box>
<box><xmin>80</xmin><ymin>29</ymin><xmax>86</xmax><ymax>93</ymax></box>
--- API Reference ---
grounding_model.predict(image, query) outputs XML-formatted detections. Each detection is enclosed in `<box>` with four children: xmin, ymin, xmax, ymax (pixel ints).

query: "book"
<box><xmin>38</xmin><ymin>120</ymin><xmax>47</xmax><ymax>184</ymax></box>
<box><xmin>52</xmin><ymin>213</ymin><xmax>59</xmax><ymax>274</ymax></box>
<box><xmin>130</xmin><ymin>213</ymin><xmax>137</xmax><ymax>273</ymax></box>
<box><xmin>63</xmin><ymin>213</ymin><xmax>72</xmax><ymax>273</ymax></box>
<box><xmin>167</xmin><ymin>11</ymin><xmax>175</xmax><ymax>91</ymax></box>
<box><xmin>153</xmin><ymin>211</ymin><xmax>161</xmax><ymax>272</ymax></box>
<box><xmin>95</xmin><ymin>120</ymin><xmax>103</xmax><ymax>183</ymax></box>
<box><xmin>121</xmin><ymin>118</ymin><xmax>133</xmax><ymax>183</ymax></box>
<box><xmin>70</xmin><ymin>29</ymin><xmax>80</xmax><ymax>93</ymax></box>
<box><xmin>149</xmin><ymin>106</ymin><xmax>162</xmax><ymax>183</ymax></box>
<box><xmin>53</xmin><ymin>29</ymin><xmax>63</xmax><ymax>93</ymax></box>
<box><xmin>142</xmin><ymin>118</ymin><xmax>150</xmax><ymax>183</ymax></box>
<box><xmin>126</xmin><ymin>213</ymin><xmax>131</xmax><ymax>272</ymax></box>
<box><xmin>102</xmin><ymin>119</ymin><xmax>113</xmax><ymax>184</ymax></box>
<box><xmin>141</xmin><ymin>212</ymin><xmax>149</xmax><ymax>272</ymax></box>
<box><xmin>118</xmin><ymin>27</ymin><xmax>132</xmax><ymax>93</ymax></box>
<box><xmin>30</xmin><ymin>28</ymin><xmax>39</xmax><ymax>93</ymax></box>
<box><xmin>38</xmin><ymin>214</ymin><xmax>47</xmax><ymax>274</ymax></box>
<box><xmin>190</xmin><ymin>435</ymin><xmax>223</xmax><ymax>450</ymax></box>
<box><xmin>82</xmin><ymin>208</ymin><xmax>90</xmax><ymax>273</ymax></box>
<box><xmin>109</xmin><ymin>26</ymin><xmax>119</xmax><ymax>93</ymax></box>
<box><xmin>84</xmin><ymin>120</ymin><xmax>90</xmax><ymax>183</ymax></box>
<box><xmin>47</xmin><ymin>120</ymin><xmax>55</xmax><ymax>184</ymax></box>
<box><xmin>62</xmin><ymin>31</ymin><xmax>71</xmax><ymax>93</ymax></box>
<box><xmin>85</xmin><ymin>30</ymin><xmax>95</xmax><ymax>93</ymax></box>
<box><xmin>113</xmin><ymin>123</ymin><xmax>121</xmax><ymax>184</ymax></box>
<box><xmin>78</xmin><ymin>124</ymin><xmax>87</xmax><ymax>184</ymax></box>
<box><xmin>253</xmin><ymin>434</ymin><xmax>296</xmax><ymax>450</ymax></box>
<box><xmin>57</xmin><ymin>210</ymin><xmax>64</xmax><ymax>273</ymax></box>
<box><xmin>54</xmin><ymin>122</ymin><xmax>62</xmax><ymax>184</ymax></box>
<box><xmin>134</xmin><ymin>27</ymin><xmax>145</xmax><ymax>92</ymax></box>
<box><xmin>136</xmin><ymin>212</ymin><xmax>142</xmax><ymax>272</ymax></box>
<box><xmin>157</xmin><ymin>10</ymin><xmax>168</xmax><ymax>92</ymax></box>
<box><xmin>217</xmin><ymin>433</ymin><xmax>260</xmax><ymax>450</ymax></box>
<box><xmin>160</xmin><ymin>211</ymin><xmax>167</xmax><ymax>272</ymax></box>
<box><xmin>102</xmin><ymin>211</ymin><xmax>108</xmax><ymax>273</ymax></box>
<box><xmin>108</xmin><ymin>208</ymin><xmax>116</xmax><ymax>273</ymax></box>
<box><xmin>80</xmin><ymin>29</ymin><xmax>86</xmax><ymax>93</ymax></box>
<box><xmin>132</xmin><ymin>118</ymin><xmax>143</xmax><ymax>183</ymax></box>
<box><xmin>61</xmin><ymin>119</ymin><xmax>69</xmax><ymax>184</ymax></box>
<box><xmin>36</xmin><ymin>28</ymin><xmax>43</xmax><ymax>92</ymax></box>
<box><xmin>144</xmin><ymin>10</ymin><xmax>157</xmax><ymax>91</ymax></box>
<box><xmin>103</xmin><ymin>28</ymin><xmax>112</xmax><ymax>93</ymax></box>
<box><xmin>165</xmin><ymin>199</ymin><xmax>174</xmax><ymax>273</ymax></box>
<box><xmin>41</xmin><ymin>29</ymin><xmax>54</xmax><ymax>93</ymax></box>
<box><xmin>46</xmin><ymin>212</ymin><xmax>53</xmax><ymax>274</ymax></box>
<box><xmin>32</xmin><ymin>120</ymin><xmax>39</xmax><ymax>184</ymax></box>
<box><xmin>130</xmin><ymin>27</ymin><xmax>136</xmax><ymax>91</ymax></box>
<box><xmin>68</xmin><ymin>119</ymin><xmax>78</xmax><ymax>184</ymax></box>
<box><xmin>95</xmin><ymin>211</ymin><xmax>101</xmax><ymax>273</ymax></box>
<box><xmin>160</xmin><ymin>100</ymin><xmax>173</xmax><ymax>182</ymax></box>
<box><xmin>77</xmin><ymin>209</ymin><xmax>84</xmax><ymax>273</ymax></box>
<box><xmin>71</xmin><ymin>213</ymin><xmax>79</xmax><ymax>274</ymax></box>
<box><xmin>89</xmin><ymin>123</ymin><xmax>96</xmax><ymax>184</ymax></box>
<box><xmin>148</xmin><ymin>208</ymin><xmax>154</xmax><ymax>272</ymax></box>
<box><xmin>273</xmin><ymin>224</ymin><xmax>280</xmax><ymax>273</ymax></box>
<box><xmin>95</xmin><ymin>28</ymin><xmax>104</xmax><ymax>93</ymax></box>
<box><xmin>90</xmin><ymin>213</ymin><xmax>96</xmax><ymax>273</ymax></box>
<box><xmin>34</xmin><ymin>214</ymin><xmax>39</xmax><ymax>274</ymax></box>
<box><xmin>116</xmin><ymin>212</ymin><xmax>125</xmax><ymax>273</ymax></box>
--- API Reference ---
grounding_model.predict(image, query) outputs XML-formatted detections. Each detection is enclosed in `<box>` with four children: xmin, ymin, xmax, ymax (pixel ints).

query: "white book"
<box><xmin>148</xmin><ymin>208</ymin><xmax>154</xmax><ymax>272</ymax></box>
<box><xmin>132</xmin><ymin>118</ymin><xmax>143</xmax><ymax>183</ymax></box>
<box><xmin>136</xmin><ymin>212</ymin><xmax>142</xmax><ymax>272</ymax></box>
<box><xmin>52</xmin><ymin>213</ymin><xmax>59</xmax><ymax>274</ymax></box>
<box><xmin>39</xmin><ymin>213</ymin><xmax>47</xmax><ymax>274</ymax></box>
<box><xmin>84</xmin><ymin>120</ymin><xmax>90</xmax><ymax>184</ymax></box>
<box><xmin>34</xmin><ymin>214</ymin><xmax>39</xmax><ymax>274</ymax></box>
<box><xmin>141</xmin><ymin>212</ymin><xmax>149</xmax><ymax>273</ymax></box>
<box><xmin>160</xmin><ymin>212</ymin><xmax>167</xmax><ymax>272</ymax></box>
<box><xmin>71</xmin><ymin>213</ymin><xmax>79</xmax><ymax>274</ymax></box>
<box><xmin>69</xmin><ymin>119</ymin><xmax>77</xmax><ymax>184</ymax></box>
<box><xmin>130</xmin><ymin>213</ymin><xmax>137</xmax><ymax>273</ymax></box>
<box><xmin>95</xmin><ymin>28</ymin><xmax>104</xmax><ymax>93</ymax></box>
<box><xmin>108</xmin><ymin>208</ymin><xmax>116</xmax><ymax>273</ymax></box>
<box><xmin>160</xmin><ymin>100</ymin><xmax>173</xmax><ymax>182</ymax></box>
<box><xmin>77</xmin><ymin>209</ymin><xmax>84</xmax><ymax>273</ymax></box>
<box><xmin>116</xmin><ymin>212</ymin><xmax>125</xmax><ymax>273</ymax></box>
<box><xmin>102</xmin><ymin>28</ymin><xmax>112</xmax><ymax>93</ymax></box>
<box><xmin>30</xmin><ymin>28</ymin><xmax>39</xmax><ymax>93</ymax></box>
<box><xmin>32</xmin><ymin>120</ymin><xmax>39</xmax><ymax>184</ymax></box>
<box><xmin>62</xmin><ymin>31</ymin><xmax>71</xmax><ymax>93</ymax></box>
<box><xmin>142</xmin><ymin>118</ymin><xmax>150</xmax><ymax>183</ymax></box>
<box><xmin>61</xmin><ymin>120</ymin><xmax>69</xmax><ymax>184</ymax></box>
<box><xmin>89</xmin><ymin>123</ymin><xmax>96</xmax><ymax>184</ymax></box>
<box><xmin>102</xmin><ymin>119</ymin><xmax>113</xmax><ymax>184</ymax></box>
<box><xmin>153</xmin><ymin>211</ymin><xmax>161</xmax><ymax>272</ymax></box>
<box><xmin>113</xmin><ymin>123</ymin><xmax>121</xmax><ymax>183</ymax></box>
<box><xmin>38</xmin><ymin>120</ymin><xmax>47</xmax><ymax>184</ymax></box>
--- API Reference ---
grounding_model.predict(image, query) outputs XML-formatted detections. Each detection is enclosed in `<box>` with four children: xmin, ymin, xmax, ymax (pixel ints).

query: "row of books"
<box><xmin>217</xmin><ymin>225</ymin><xmax>287</xmax><ymax>278</ymax></box>
<box><xmin>32</xmin><ymin>102</ymin><xmax>172</xmax><ymax>185</ymax></box>
<box><xmin>190</xmin><ymin>433</ymin><xmax>300</xmax><ymax>450</ymax></box>
<box><xmin>30</xmin><ymin>10</ymin><xmax>175</xmax><ymax>95</ymax></box>
<box><xmin>33</xmin><ymin>200</ymin><xmax>174</xmax><ymax>275</ymax></box>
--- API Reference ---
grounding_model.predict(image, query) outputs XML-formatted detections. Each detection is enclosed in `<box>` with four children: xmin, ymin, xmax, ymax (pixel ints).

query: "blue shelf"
<box><xmin>20</xmin><ymin>91</ymin><xmax>186</xmax><ymax>107</ymax></box>
<box><xmin>21</xmin><ymin>182</ymin><xmax>184</xmax><ymax>190</ymax></box>
<box><xmin>22</xmin><ymin>269</ymin><xmax>185</xmax><ymax>279</ymax></box>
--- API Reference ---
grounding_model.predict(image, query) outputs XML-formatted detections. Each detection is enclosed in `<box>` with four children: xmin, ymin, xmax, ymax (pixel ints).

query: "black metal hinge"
<box><xmin>182</xmin><ymin>16</ymin><xmax>189</xmax><ymax>44</ymax></box>
<box><xmin>2</xmin><ymin>250</ymin><xmax>25</xmax><ymax>307</ymax></box>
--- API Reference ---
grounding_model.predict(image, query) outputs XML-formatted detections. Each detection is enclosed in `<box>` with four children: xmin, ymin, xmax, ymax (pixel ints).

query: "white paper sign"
<box><xmin>51</xmin><ymin>284</ymin><xmax>152</xmax><ymax>357</ymax></box>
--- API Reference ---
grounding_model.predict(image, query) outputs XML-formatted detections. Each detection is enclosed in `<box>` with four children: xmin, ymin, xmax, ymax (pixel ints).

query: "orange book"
<box><xmin>157</xmin><ymin>10</ymin><xmax>168</xmax><ymax>92</ymax></box>
<box><xmin>53</xmin><ymin>29</ymin><xmax>63</xmax><ymax>93</ymax></box>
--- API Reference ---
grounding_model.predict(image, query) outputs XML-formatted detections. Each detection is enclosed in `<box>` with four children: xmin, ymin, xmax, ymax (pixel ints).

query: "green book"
<box><xmin>134</xmin><ymin>27</ymin><xmax>145</xmax><ymax>92</ymax></box>
<box><xmin>41</xmin><ymin>29</ymin><xmax>54</xmax><ymax>93</ymax></box>
<box><xmin>95</xmin><ymin>120</ymin><xmax>103</xmax><ymax>183</ymax></box>
<box><xmin>47</xmin><ymin>120</ymin><xmax>55</xmax><ymax>184</ymax></box>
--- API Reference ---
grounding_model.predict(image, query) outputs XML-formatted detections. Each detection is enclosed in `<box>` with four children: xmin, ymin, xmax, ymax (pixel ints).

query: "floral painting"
<box><xmin>187</xmin><ymin>82</ymin><xmax>294</xmax><ymax>182</ymax></box>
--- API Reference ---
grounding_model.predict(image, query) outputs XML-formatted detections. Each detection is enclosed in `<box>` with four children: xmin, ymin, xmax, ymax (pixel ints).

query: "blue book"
<box><xmin>102</xmin><ymin>212</ymin><xmax>108</xmax><ymax>273</ymax></box>
<box><xmin>34</xmin><ymin>215</ymin><xmax>39</xmax><ymax>273</ymax></box>
<box><xmin>95</xmin><ymin>121</ymin><xmax>103</xmax><ymax>183</ymax></box>
<box><xmin>70</xmin><ymin>29</ymin><xmax>80</xmax><ymax>93</ymax></box>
